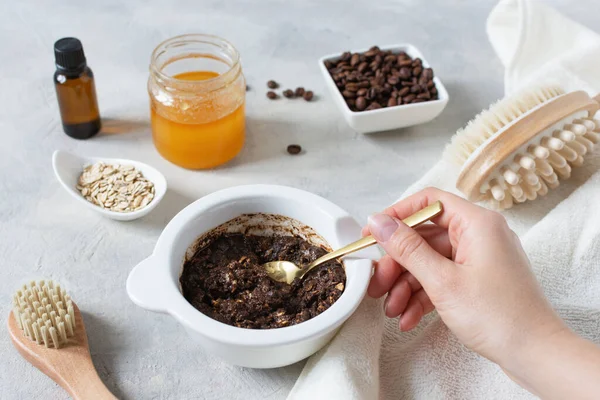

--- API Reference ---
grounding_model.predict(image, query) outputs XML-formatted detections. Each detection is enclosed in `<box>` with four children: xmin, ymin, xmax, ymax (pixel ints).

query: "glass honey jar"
<box><xmin>148</xmin><ymin>34</ymin><xmax>245</xmax><ymax>169</ymax></box>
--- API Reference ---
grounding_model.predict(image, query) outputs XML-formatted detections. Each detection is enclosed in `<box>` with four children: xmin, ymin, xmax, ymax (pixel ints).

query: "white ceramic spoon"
<box><xmin>52</xmin><ymin>150</ymin><xmax>167</xmax><ymax>221</ymax></box>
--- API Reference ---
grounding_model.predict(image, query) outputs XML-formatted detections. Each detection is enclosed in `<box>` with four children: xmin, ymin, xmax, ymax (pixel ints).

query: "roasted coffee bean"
<box><xmin>342</xmin><ymin>90</ymin><xmax>356</xmax><ymax>99</ymax></box>
<box><xmin>398</xmin><ymin>67</ymin><xmax>411</xmax><ymax>80</ymax></box>
<box><xmin>367</xmin><ymin>87</ymin><xmax>378</xmax><ymax>100</ymax></box>
<box><xmin>295</xmin><ymin>87</ymin><xmax>305</xmax><ymax>96</ymax></box>
<box><xmin>287</xmin><ymin>144</ymin><xmax>302</xmax><ymax>155</ymax></box>
<box><xmin>303</xmin><ymin>91</ymin><xmax>314</xmax><ymax>101</ymax></box>
<box><xmin>267</xmin><ymin>91</ymin><xmax>278</xmax><ymax>99</ymax></box>
<box><xmin>387</xmin><ymin>76</ymin><xmax>399</xmax><ymax>85</ymax></box>
<box><xmin>411</xmin><ymin>98</ymin><xmax>425</xmax><ymax>103</ymax></box>
<box><xmin>356</xmin><ymin>96</ymin><xmax>367</xmax><ymax>111</ymax></box>
<box><xmin>267</xmin><ymin>80</ymin><xmax>279</xmax><ymax>89</ymax></box>
<box><xmin>324</xmin><ymin>46</ymin><xmax>438</xmax><ymax>111</ymax></box>
<box><xmin>384</xmin><ymin>54</ymin><xmax>397</xmax><ymax>63</ymax></box>
<box><xmin>283</xmin><ymin>89</ymin><xmax>295</xmax><ymax>98</ymax></box>
<box><xmin>345</xmin><ymin>83</ymin><xmax>359</xmax><ymax>92</ymax></box>
<box><xmin>365</xmin><ymin>47</ymin><xmax>379</xmax><ymax>57</ymax></box>
<box><xmin>398</xmin><ymin>87</ymin><xmax>410</xmax><ymax>97</ymax></box>
<box><xmin>246</xmin><ymin>85</ymin><xmax>250</xmax><ymax>91</ymax></box>
<box><xmin>365</xmin><ymin>102</ymin><xmax>381</xmax><ymax>110</ymax></box>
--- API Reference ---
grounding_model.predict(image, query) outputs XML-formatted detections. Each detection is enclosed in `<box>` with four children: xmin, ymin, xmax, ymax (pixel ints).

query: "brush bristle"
<box><xmin>12</xmin><ymin>280</ymin><xmax>76</xmax><ymax>349</ymax></box>
<box><xmin>444</xmin><ymin>85</ymin><xmax>566</xmax><ymax>165</ymax></box>
<box><xmin>443</xmin><ymin>84</ymin><xmax>599</xmax><ymax>210</ymax></box>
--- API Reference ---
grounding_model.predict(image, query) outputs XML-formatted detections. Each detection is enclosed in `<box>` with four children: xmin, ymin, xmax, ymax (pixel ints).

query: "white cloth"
<box><xmin>288</xmin><ymin>1</ymin><xmax>600</xmax><ymax>399</ymax></box>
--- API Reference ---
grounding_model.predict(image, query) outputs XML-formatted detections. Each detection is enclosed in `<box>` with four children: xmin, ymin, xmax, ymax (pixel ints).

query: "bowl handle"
<box><xmin>126</xmin><ymin>256</ymin><xmax>171</xmax><ymax>314</ymax></box>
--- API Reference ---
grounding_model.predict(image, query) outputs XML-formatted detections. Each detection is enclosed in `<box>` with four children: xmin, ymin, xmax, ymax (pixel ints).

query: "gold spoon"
<box><xmin>263</xmin><ymin>201</ymin><xmax>443</xmax><ymax>284</ymax></box>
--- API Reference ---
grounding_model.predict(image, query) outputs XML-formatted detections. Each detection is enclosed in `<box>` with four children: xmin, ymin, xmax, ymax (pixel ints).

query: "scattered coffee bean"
<box><xmin>267</xmin><ymin>91</ymin><xmax>278</xmax><ymax>99</ymax></box>
<box><xmin>324</xmin><ymin>46</ymin><xmax>438</xmax><ymax>111</ymax></box>
<box><xmin>287</xmin><ymin>144</ymin><xmax>302</xmax><ymax>155</ymax></box>
<box><xmin>267</xmin><ymin>80</ymin><xmax>279</xmax><ymax>89</ymax></box>
<box><xmin>295</xmin><ymin>87</ymin><xmax>305</xmax><ymax>96</ymax></box>
<box><xmin>283</xmin><ymin>89</ymin><xmax>295</xmax><ymax>98</ymax></box>
<box><xmin>303</xmin><ymin>91</ymin><xmax>314</xmax><ymax>101</ymax></box>
<box><xmin>246</xmin><ymin>84</ymin><xmax>250</xmax><ymax>91</ymax></box>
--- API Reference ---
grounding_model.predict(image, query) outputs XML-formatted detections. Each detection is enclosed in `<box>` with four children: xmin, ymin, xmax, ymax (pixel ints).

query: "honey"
<box><xmin>150</xmin><ymin>71</ymin><xmax>245</xmax><ymax>169</ymax></box>
<box><xmin>148</xmin><ymin>35</ymin><xmax>246</xmax><ymax>169</ymax></box>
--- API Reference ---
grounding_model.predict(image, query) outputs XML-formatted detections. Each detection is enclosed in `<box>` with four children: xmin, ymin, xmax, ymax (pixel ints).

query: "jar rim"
<box><xmin>149</xmin><ymin>33</ymin><xmax>240</xmax><ymax>89</ymax></box>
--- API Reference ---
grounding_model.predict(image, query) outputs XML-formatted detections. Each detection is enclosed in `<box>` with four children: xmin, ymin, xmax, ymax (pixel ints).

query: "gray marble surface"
<box><xmin>0</xmin><ymin>0</ymin><xmax>596</xmax><ymax>399</ymax></box>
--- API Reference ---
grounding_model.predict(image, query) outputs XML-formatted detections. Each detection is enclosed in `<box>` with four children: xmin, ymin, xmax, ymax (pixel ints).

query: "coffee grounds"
<box><xmin>180</xmin><ymin>233</ymin><xmax>346</xmax><ymax>329</ymax></box>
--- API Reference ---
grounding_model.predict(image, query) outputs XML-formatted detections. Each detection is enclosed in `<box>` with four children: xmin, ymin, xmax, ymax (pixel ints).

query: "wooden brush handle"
<box><xmin>58</xmin><ymin>358</ymin><xmax>117</xmax><ymax>400</ymax></box>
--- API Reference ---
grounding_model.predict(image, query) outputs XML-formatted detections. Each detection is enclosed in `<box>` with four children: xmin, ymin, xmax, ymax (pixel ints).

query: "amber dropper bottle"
<box><xmin>54</xmin><ymin>38</ymin><xmax>101</xmax><ymax>139</ymax></box>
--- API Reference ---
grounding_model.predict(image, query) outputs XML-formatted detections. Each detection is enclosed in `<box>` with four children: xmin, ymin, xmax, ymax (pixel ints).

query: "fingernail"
<box><xmin>383</xmin><ymin>296</ymin><xmax>390</xmax><ymax>314</ymax></box>
<box><xmin>368</xmin><ymin>213</ymin><xmax>400</xmax><ymax>242</ymax></box>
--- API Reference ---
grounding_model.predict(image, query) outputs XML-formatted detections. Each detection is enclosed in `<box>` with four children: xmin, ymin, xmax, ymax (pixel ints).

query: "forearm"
<box><xmin>503</xmin><ymin>328</ymin><xmax>600</xmax><ymax>400</ymax></box>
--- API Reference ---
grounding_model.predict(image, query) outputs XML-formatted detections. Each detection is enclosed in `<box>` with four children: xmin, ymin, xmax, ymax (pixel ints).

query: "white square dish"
<box><xmin>319</xmin><ymin>44</ymin><xmax>449</xmax><ymax>134</ymax></box>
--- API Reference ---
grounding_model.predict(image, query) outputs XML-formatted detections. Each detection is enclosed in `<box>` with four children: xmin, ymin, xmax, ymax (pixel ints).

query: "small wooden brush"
<box><xmin>444</xmin><ymin>84</ymin><xmax>600</xmax><ymax>209</ymax></box>
<box><xmin>8</xmin><ymin>280</ymin><xmax>116</xmax><ymax>400</ymax></box>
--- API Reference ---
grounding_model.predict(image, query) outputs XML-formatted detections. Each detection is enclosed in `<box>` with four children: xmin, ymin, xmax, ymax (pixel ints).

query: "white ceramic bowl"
<box><xmin>52</xmin><ymin>150</ymin><xmax>167</xmax><ymax>222</ymax></box>
<box><xmin>319</xmin><ymin>44</ymin><xmax>449</xmax><ymax>134</ymax></box>
<box><xmin>126</xmin><ymin>184</ymin><xmax>379</xmax><ymax>368</ymax></box>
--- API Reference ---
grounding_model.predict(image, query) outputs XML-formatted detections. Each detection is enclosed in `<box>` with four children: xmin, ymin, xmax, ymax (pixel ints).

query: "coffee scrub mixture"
<box><xmin>180</xmin><ymin>233</ymin><xmax>346</xmax><ymax>329</ymax></box>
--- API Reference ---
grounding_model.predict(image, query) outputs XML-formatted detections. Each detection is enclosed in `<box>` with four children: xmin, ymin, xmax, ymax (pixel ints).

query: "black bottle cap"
<box><xmin>54</xmin><ymin>37</ymin><xmax>86</xmax><ymax>71</ymax></box>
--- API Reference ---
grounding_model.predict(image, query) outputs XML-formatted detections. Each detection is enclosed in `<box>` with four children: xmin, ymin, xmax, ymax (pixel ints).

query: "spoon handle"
<box><xmin>305</xmin><ymin>201</ymin><xmax>444</xmax><ymax>271</ymax></box>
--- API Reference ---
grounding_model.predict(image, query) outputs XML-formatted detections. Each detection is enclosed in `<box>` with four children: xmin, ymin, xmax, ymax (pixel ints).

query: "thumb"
<box><xmin>368</xmin><ymin>213</ymin><xmax>452</xmax><ymax>290</ymax></box>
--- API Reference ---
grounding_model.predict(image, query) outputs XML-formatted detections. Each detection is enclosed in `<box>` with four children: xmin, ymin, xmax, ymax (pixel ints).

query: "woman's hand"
<box><xmin>363</xmin><ymin>187</ymin><xmax>566</xmax><ymax>368</ymax></box>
